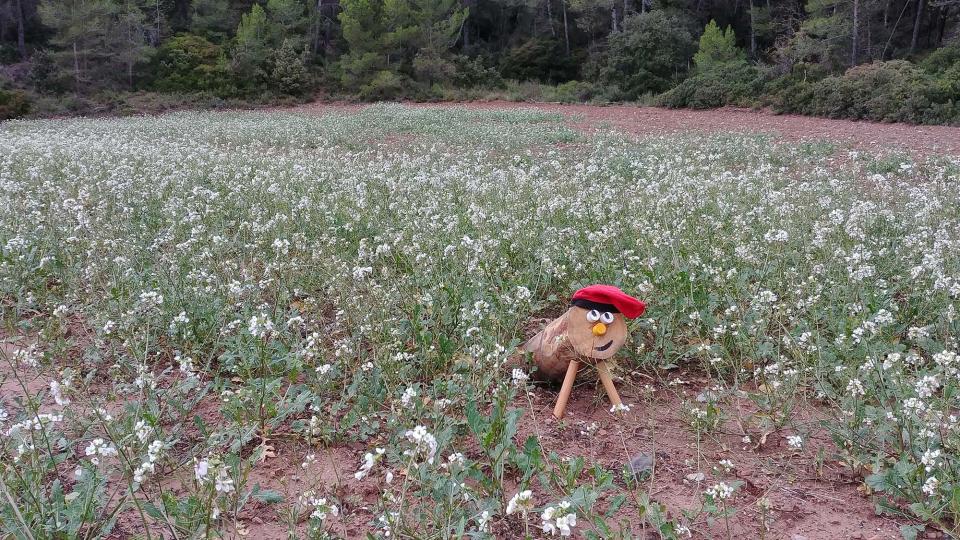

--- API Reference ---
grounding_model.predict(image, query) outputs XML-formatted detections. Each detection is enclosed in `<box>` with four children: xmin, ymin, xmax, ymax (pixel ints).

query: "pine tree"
<box><xmin>693</xmin><ymin>19</ymin><xmax>745</xmax><ymax>71</ymax></box>
<box><xmin>190</xmin><ymin>0</ymin><xmax>234</xmax><ymax>43</ymax></box>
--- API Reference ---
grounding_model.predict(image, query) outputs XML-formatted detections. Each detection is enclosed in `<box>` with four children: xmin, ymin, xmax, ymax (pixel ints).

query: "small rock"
<box><xmin>685</xmin><ymin>472</ymin><xmax>705</xmax><ymax>483</ymax></box>
<box><xmin>626</xmin><ymin>453</ymin><xmax>655</xmax><ymax>475</ymax></box>
<box><xmin>791</xmin><ymin>535</ymin><xmax>808</xmax><ymax>540</ymax></box>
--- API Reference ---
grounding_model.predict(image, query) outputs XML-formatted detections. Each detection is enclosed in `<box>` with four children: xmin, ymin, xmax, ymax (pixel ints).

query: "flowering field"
<box><xmin>1</xmin><ymin>105</ymin><xmax>959</xmax><ymax>539</ymax></box>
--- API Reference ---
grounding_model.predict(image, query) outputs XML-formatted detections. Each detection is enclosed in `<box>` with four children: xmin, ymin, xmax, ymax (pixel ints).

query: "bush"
<box><xmin>451</xmin><ymin>55</ymin><xmax>504</xmax><ymax>90</ymax></box>
<box><xmin>588</xmin><ymin>11</ymin><xmax>697</xmax><ymax>100</ymax></box>
<box><xmin>28</xmin><ymin>49</ymin><xmax>71</xmax><ymax>94</ymax></box>
<box><xmin>545</xmin><ymin>80</ymin><xmax>598</xmax><ymax>103</ymax></box>
<box><xmin>920</xmin><ymin>41</ymin><xmax>960</xmax><ymax>75</ymax></box>
<box><xmin>499</xmin><ymin>38</ymin><xmax>578</xmax><ymax>84</ymax></box>
<box><xmin>761</xmin><ymin>63</ymin><xmax>827</xmax><ymax>113</ymax></box>
<box><xmin>657</xmin><ymin>62</ymin><xmax>763</xmax><ymax>109</ymax></box>
<box><xmin>359</xmin><ymin>70</ymin><xmax>405</xmax><ymax>100</ymax></box>
<box><xmin>0</xmin><ymin>88</ymin><xmax>31</xmax><ymax>120</ymax></box>
<box><xmin>807</xmin><ymin>60</ymin><xmax>958</xmax><ymax>124</ymax></box>
<box><xmin>151</xmin><ymin>34</ymin><xmax>235</xmax><ymax>96</ymax></box>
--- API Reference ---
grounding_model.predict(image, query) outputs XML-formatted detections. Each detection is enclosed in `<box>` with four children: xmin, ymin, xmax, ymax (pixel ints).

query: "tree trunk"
<box><xmin>562</xmin><ymin>0</ymin><xmax>570</xmax><ymax>54</ymax></box>
<box><xmin>749</xmin><ymin>0</ymin><xmax>756</xmax><ymax>57</ymax></box>
<box><xmin>611</xmin><ymin>6</ymin><xmax>618</xmax><ymax>32</ymax></box>
<box><xmin>851</xmin><ymin>0</ymin><xmax>859</xmax><ymax>66</ymax></box>
<box><xmin>937</xmin><ymin>6</ymin><xmax>947</xmax><ymax>45</ymax></box>
<box><xmin>15</xmin><ymin>0</ymin><xmax>26</xmax><ymax>60</ymax></box>
<box><xmin>73</xmin><ymin>41</ymin><xmax>81</xmax><ymax>86</ymax></box>
<box><xmin>546</xmin><ymin>0</ymin><xmax>555</xmax><ymax>37</ymax></box>
<box><xmin>910</xmin><ymin>0</ymin><xmax>924</xmax><ymax>53</ymax></box>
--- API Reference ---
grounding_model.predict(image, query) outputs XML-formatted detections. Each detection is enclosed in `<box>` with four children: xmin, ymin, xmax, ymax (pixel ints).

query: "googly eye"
<box><xmin>600</xmin><ymin>312</ymin><xmax>615</xmax><ymax>324</ymax></box>
<box><xmin>586</xmin><ymin>310</ymin><xmax>600</xmax><ymax>322</ymax></box>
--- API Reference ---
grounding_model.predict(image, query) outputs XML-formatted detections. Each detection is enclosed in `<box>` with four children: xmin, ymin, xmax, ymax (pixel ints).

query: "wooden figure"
<box><xmin>522</xmin><ymin>285</ymin><xmax>646</xmax><ymax>419</ymax></box>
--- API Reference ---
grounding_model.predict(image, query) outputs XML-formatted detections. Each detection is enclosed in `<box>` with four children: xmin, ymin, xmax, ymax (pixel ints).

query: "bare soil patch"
<box><xmin>512</xmin><ymin>372</ymin><xmax>909</xmax><ymax>540</ymax></box>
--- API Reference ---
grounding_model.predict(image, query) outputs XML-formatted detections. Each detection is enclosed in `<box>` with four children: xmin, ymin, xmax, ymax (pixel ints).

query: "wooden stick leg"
<box><xmin>553</xmin><ymin>360</ymin><xmax>580</xmax><ymax>420</ymax></box>
<box><xmin>596</xmin><ymin>361</ymin><xmax>623</xmax><ymax>408</ymax></box>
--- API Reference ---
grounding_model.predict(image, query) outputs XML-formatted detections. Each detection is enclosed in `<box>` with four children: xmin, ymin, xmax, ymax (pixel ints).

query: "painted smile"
<box><xmin>594</xmin><ymin>340</ymin><xmax>614</xmax><ymax>351</ymax></box>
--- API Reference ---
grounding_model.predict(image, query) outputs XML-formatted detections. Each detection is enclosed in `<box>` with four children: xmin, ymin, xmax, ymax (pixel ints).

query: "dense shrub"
<box><xmin>657</xmin><ymin>62</ymin><xmax>763</xmax><ymax>109</ymax></box>
<box><xmin>920</xmin><ymin>42</ymin><xmax>960</xmax><ymax>75</ymax></box>
<box><xmin>806</xmin><ymin>60</ymin><xmax>958</xmax><ymax>124</ymax></box>
<box><xmin>761</xmin><ymin>63</ymin><xmax>827</xmax><ymax>113</ymax></box>
<box><xmin>451</xmin><ymin>55</ymin><xmax>504</xmax><ymax>89</ymax></box>
<box><xmin>151</xmin><ymin>35</ymin><xmax>234</xmax><ymax>95</ymax></box>
<box><xmin>588</xmin><ymin>11</ymin><xmax>697</xmax><ymax>100</ymax></box>
<box><xmin>0</xmin><ymin>87</ymin><xmax>30</xmax><ymax>119</ymax></box>
<box><xmin>27</xmin><ymin>49</ymin><xmax>70</xmax><ymax>94</ymax></box>
<box><xmin>499</xmin><ymin>38</ymin><xmax>578</xmax><ymax>84</ymax></box>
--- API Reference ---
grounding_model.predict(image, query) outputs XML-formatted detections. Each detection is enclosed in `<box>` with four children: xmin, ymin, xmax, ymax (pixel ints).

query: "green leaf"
<box><xmin>898</xmin><ymin>524</ymin><xmax>923</xmax><ymax>540</ymax></box>
<box><xmin>251</xmin><ymin>485</ymin><xmax>284</xmax><ymax>504</ymax></box>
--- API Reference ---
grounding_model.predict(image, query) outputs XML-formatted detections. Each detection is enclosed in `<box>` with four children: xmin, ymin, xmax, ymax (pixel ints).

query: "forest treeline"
<box><xmin>0</xmin><ymin>0</ymin><xmax>958</xmax><ymax>123</ymax></box>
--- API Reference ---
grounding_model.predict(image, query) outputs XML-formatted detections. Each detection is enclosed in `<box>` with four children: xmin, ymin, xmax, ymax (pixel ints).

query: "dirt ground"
<box><xmin>294</xmin><ymin>100</ymin><xmax>960</xmax><ymax>157</ymax></box>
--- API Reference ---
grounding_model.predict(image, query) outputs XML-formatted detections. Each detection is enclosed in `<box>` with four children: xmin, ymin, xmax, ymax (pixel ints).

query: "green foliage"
<box><xmin>693</xmin><ymin>20</ymin><xmax>745</xmax><ymax>71</ymax></box>
<box><xmin>761</xmin><ymin>63</ymin><xmax>827</xmax><ymax>113</ymax></box>
<box><xmin>151</xmin><ymin>34</ymin><xmax>233</xmax><ymax>95</ymax></box>
<box><xmin>806</xmin><ymin>60</ymin><xmax>959</xmax><ymax>124</ymax></box>
<box><xmin>0</xmin><ymin>87</ymin><xmax>30</xmax><ymax>119</ymax></box>
<box><xmin>588</xmin><ymin>11</ymin><xmax>697</xmax><ymax>99</ymax></box>
<box><xmin>499</xmin><ymin>38</ymin><xmax>577</xmax><ymax>84</ymax></box>
<box><xmin>271</xmin><ymin>39</ymin><xmax>311</xmax><ymax>96</ymax></box>
<box><xmin>657</xmin><ymin>63</ymin><xmax>763</xmax><ymax>108</ymax></box>
<box><xmin>27</xmin><ymin>49</ymin><xmax>70</xmax><ymax>94</ymax></box>
<box><xmin>337</xmin><ymin>0</ymin><xmax>467</xmax><ymax>98</ymax></box>
<box><xmin>190</xmin><ymin>0</ymin><xmax>235</xmax><ymax>43</ymax></box>
<box><xmin>921</xmin><ymin>42</ymin><xmax>960</xmax><ymax>75</ymax></box>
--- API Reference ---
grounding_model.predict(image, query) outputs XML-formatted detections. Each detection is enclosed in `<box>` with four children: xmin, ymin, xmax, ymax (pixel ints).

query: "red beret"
<box><xmin>571</xmin><ymin>284</ymin><xmax>646</xmax><ymax>319</ymax></box>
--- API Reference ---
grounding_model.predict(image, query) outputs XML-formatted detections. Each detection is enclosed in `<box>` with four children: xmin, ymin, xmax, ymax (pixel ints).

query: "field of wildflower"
<box><xmin>1</xmin><ymin>104</ymin><xmax>959</xmax><ymax>539</ymax></box>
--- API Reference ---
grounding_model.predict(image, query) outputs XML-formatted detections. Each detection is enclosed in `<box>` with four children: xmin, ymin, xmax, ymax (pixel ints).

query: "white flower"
<box><xmin>610</xmin><ymin>403</ymin><xmax>631</xmax><ymax>414</ymax></box>
<box><xmin>511</xmin><ymin>368</ymin><xmax>529</xmax><ymax>386</ymax></box>
<box><xmin>400</xmin><ymin>386</ymin><xmax>417</xmax><ymax>406</ymax></box>
<box><xmin>915</xmin><ymin>375</ymin><xmax>939</xmax><ymax>398</ymax></box>
<box><xmin>846</xmin><ymin>378</ymin><xmax>865</xmax><ymax>397</ymax></box>
<box><xmin>477</xmin><ymin>510</ymin><xmax>491</xmax><ymax>532</ymax></box>
<box><xmin>541</xmin><ymin>501</ymin><xmax>576</xmax><ymax>536</ymax></box>
<box><xmin>354</xmin><ymin>447</ymin><xmax>385</xmax><ymax>480</ymax></box>
<box><xmin>922</xmin><ymin>476</ymin><xmax>939</xmax><ymax>497</ymax></box>
<box><xmin>214</xmin><ymin>467</ymin><xmax>234</xmax><ymax>493</ymax></box>
<box><xmin>194</xmin><ymin>459</ymin><xmax>209</xmax><ymax>482</ymax></box>
<box><xmin>84</xmin><ymin>438</ymin><xmax>118</xmax><ymax>466</ymax></box>
<box><xmin>404</xmin><ymin>426</ymin><xmax>438</xmax><ymax>465</ymax></box>
<box><xmin>705</xmin><ymin>482</ymin><xmax>735</xmax><ymax>500</ymax></box>
<box><xmin>506</xmin><ymin>489</ymin><xmax>533</xmax><ymax>515</ymax></box>
<box><xmin>302</xmin><ymin>453</ymin><xmax>316</xmax><ymax>469</ymax></box>
<box><xmin>50</xmin><ymin>380</ymin><xmax>70</xmax><ymax>406</ymax></box>
<box><xmin>787</xmin><ymin>435</ymin><xmax>803</xmax><ymax>449</ymax></box>
<box><xmin>921</xmin><ymin>448</ymin><xmax>941</xmax><ymax>472</ymax></box>
<box><xmin>248</xmin><ymin>313</ymin><xmax>274</xmax><ymax>338</ymax></box>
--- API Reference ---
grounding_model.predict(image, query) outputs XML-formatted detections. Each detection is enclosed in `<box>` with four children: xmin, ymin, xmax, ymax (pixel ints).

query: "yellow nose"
<box><xmin>592</xmin><ymin>323</ymin><xmax>607</xmax><ymax>336</ymax></box>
